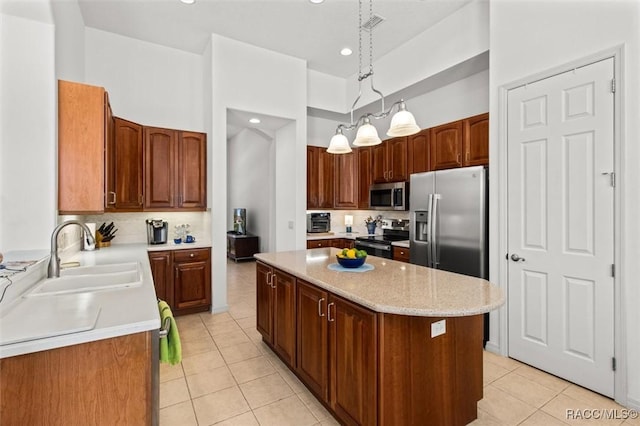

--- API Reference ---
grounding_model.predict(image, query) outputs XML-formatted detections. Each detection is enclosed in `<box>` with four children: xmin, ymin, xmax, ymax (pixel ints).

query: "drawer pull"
<box><xmin>189</xmin><ymin>253</ymin><xmax>195</xmax><ymax>258</ymax></box>
<box><xmin>327</xmin><ymin>302</ymin><xmax>335</xmax><ymax>322</ymax></box>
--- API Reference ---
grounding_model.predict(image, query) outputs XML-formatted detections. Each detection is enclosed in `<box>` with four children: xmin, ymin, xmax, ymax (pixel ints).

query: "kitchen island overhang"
<box><xmin>255</xmin><ymin>248</ymin><xmax>505</xmax><ymax>426</ymax></box>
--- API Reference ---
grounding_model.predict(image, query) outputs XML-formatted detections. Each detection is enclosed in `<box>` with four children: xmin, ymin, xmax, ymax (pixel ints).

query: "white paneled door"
<box><xmin>507</xmin><ymin>58</ymin><xmax>615</xmax><ymax>397</ymax></box>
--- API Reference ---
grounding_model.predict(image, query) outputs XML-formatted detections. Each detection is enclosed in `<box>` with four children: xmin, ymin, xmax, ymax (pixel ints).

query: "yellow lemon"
<box><xmin>347</xmin><ymin>249</ymin><xmax>357</xmax><ymax>259</ymax></box>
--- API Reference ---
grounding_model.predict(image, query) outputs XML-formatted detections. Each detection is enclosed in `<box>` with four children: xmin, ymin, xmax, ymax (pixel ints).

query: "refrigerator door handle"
<box><xmin>426</xmin><ymin>194</ymin><xmax>433</xmax><ymax>267</ymax></box>
<box><xmin>431</xmin><ymin>194</ymin><xmax>440</xmax><ymax>268</ymax></box>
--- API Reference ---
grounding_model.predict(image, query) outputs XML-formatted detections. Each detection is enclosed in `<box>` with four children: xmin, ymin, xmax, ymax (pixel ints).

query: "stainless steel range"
<box><xmin>354</xmin><ymin>219</ymin><xmax>409</xmax><ymax>259</ymax></box>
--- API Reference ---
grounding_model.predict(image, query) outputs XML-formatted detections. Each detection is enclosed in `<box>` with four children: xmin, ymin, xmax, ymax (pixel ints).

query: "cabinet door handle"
<box><xmin>318</xmin><ymin>297</ymin><xmax>325</xmax><ymax>317</ymax></box>
<box><xmin>189</xmin><ymin>253</ymin><xmax>195</xmax><ymax>258</ymax></box>
<box><xmin>108</xmin><ymin>191</ymin><xmax>116</xmax><ymax>205</ymax></box>
<box><xmin>389</xmin><ymin>170</ymin><xmax>393</xmax><ymax>180</ymax></box>
<box><xmin>269</xmin><ymin>273</ymin><xmax>276</xmax><ymax>289</ymax></box>
<box><xmin>327</xmin><ymin>302</ymin><xmax>335</xmax><ymax>322</ymax></box>
<box><xmin>266</xmin><ymin>271</ymin><xmax>272</xmax><ymax>287</ymax></box>
<box><xmin>457</xmin><ymin>153</ymin><xmax>461</xmax><ymax>164</ymax></box>
<box><xmin>466</xmin><ymin>151</ymin><xmax>470</xmax><ymax>162</ymax></box>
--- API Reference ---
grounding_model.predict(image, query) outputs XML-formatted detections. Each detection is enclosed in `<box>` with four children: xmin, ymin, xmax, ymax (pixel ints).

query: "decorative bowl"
<box><xmin>336</xmin><ymin>255</ymin><xmax>366</xmax><ymax>268</ymax></box>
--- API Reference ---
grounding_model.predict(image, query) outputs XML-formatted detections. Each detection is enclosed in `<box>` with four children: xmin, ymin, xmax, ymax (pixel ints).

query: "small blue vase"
<box><xmin>366</xmin><ymin>223</ymin><xmax>376</xmax><ymax>235</ymax></box>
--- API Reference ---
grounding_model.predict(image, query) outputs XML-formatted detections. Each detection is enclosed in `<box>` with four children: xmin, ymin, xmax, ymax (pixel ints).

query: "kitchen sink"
<box><xmin>26</xmin><ymin>262</ymin><xmax>143</xmax><ymax>297</ymax></box>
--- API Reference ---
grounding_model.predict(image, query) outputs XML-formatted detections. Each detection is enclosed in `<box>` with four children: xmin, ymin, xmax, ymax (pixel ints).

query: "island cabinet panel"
<box><xmin>256</xmin><ymin>262</ymin><xmax>274</xmax><ymax>342</ymax></box>
<box><xmin>0</xmin><ymin>331</ymin><xmax>152</xmax><ymax>425</ymax></box>
<box><xmin>296</xmin><ymin>280</ymin><xmax>329</xmax><ymax>400</ymax></box>
<box><xmin>329</xmin><ymin>295</ymin><xmax>378</xmax><ymax>426</ymax></box>
<box><xmin>377</xmin><ymin>314</ymin><xmax>484</xmax><ymax>426</ymax></box>
<box><xmin>256</xmin><ymin>262</ymin><xmax>297</xmax><ymax>366</ymax></box>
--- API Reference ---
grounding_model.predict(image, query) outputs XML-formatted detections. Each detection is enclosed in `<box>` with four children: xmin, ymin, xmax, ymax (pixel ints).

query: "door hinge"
<box><xmin>611</xmin><ymin>172</ymin><xmax>616</xmax><ymax>187</ymax></box>
<box><xmin>611</xmin><ymin>79</ymin><xmax>616</xmax><ymax>93</ymax></box>
<box><xmin>612</xmin><ymin>357</ymin><xmax>617</xmax><ymax>371</ymax></box>
<box><xmin>611</xmin><ymin>264</ymin><xmax>615</xmax><ymax>277</ymax></box>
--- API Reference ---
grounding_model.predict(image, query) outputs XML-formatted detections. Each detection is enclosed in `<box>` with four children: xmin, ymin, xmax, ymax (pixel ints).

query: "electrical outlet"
<box><xmin>431</xmin><ymin>319</ymin><xmax>446</xmax><ymax>338</ymax></box>
<box><xmin>288</xmin><ymin>221</ymin><xmax>294</xmax><ymax>230</ymax></box>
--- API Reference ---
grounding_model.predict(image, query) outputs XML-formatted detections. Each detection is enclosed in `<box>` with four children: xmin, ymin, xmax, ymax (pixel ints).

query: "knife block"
<box><xmin>95</xmin><ymin>231</ymin><xmax>111</xmax><ymax>248</ymax></box>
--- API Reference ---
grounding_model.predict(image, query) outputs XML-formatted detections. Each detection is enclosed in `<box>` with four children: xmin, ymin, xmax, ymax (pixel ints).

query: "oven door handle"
<box><xmin>356</xmin><ymin>241</ymin><xmax>391</xmax><ymax>251</ymax></box>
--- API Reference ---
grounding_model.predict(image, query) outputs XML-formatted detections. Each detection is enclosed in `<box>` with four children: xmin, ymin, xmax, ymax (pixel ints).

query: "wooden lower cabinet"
<box><xmin>393</xmin><ymin>246</ymin><xmax>410</xmax><ymax>263</ymax></box>
<box><xmin>257</xmin><ymin>263</ymin><xmax>485</xmax><ymax>425</ymax></box>
<box><xmin>148</xmin><ymin>247</ymin><xmax>211</xmax><ymax>316</ymax></box>
<box><xmin>0</xmin><ymin>331</ymin><xmax>154</xmax><ymax>425</ymax></box>
<box><xmin>256</xmin><ymin>262</ymin><xmax>296</xmax><ymax>365</ymax></box>
<box><xmin>307</xmin><ymin>238</ymin><xmax>354</xmax><ymax>250</ymax></box>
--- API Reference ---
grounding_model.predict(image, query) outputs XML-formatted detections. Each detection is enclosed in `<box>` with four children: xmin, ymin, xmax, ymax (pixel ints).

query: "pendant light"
<box><xmin>326</xmin><ymin>0</ymin><xmax>420</xmax><ymax>154</ymax></box>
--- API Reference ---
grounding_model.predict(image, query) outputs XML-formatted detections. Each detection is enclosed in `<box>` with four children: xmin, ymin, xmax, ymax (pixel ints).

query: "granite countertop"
<box><xmin>391</xmin><ymin>240</ymin><xmax>410</xmax><ymax>248</ymax></box>
<box><xmin>0</xmin><ymin>244</ymin><xmax>163</xmax><ymax>358</ymax></box>
<box><xmin>146</xmin><ymin>240</ymin><xmax>212</xmax><ymax>251</ymax></box>
<box><xmin>306</xmin><ymin>233</ymin><xmax>358</xmax><ymax>241</ymax></box>
<box><xmin>255</xmin><ymin>248</ymin><xmax>504</xmax><ymax>317</ymax></box>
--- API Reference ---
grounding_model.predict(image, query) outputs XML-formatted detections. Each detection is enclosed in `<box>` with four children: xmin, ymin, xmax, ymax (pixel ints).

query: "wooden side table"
<box><xmin>227</xmin><ymin>232</ymin><xmax>259</xmax><ymax>262</ymax></box>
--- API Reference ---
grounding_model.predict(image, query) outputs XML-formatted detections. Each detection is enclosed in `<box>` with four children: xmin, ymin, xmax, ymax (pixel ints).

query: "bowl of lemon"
<box><xmin>336</xmin><ymin>248</ymin><xmax>367</xmax><ymax>268</ymax></box>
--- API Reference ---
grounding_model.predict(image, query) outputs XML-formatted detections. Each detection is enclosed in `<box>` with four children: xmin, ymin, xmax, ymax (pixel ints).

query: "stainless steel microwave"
<box><xmin>369</xmin><ymin>182</ymin><xmax>409</xmax><ymax>211</ymax></box>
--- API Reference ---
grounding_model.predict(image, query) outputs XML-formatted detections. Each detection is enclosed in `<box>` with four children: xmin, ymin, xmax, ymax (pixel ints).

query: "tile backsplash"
<box><xmin>60</xmin><ymin>211</ymin><xmax>211</xmax><ymax>246</ymax></box>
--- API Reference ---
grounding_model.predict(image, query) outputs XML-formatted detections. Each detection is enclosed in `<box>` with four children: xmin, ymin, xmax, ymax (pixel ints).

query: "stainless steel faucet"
<box><xmin>47</xmin><ymin>220</ymin><xmax>96</xmax><ymax>278</ymax></box>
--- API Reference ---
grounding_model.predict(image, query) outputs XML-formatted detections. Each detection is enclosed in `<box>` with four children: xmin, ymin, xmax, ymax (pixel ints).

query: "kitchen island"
<box><xmin>255</xmin><ymin>248</ymin><xmax>504</xmax><ymax>426</ymax></box>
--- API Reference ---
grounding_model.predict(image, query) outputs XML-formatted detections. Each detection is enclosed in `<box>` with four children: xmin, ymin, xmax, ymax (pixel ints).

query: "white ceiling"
<box><xmin>77</xmin><ymin>0</ymin><xmax>473</xmax><ymax>78</ymax></box>
<box><xmin>226</xmin><ymin>108</ymin><xmax>294</xmax><ymax>140</ymax></box>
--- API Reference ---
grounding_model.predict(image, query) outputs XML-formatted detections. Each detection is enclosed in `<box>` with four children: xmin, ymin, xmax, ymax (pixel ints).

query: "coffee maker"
<box><xmin>146</xmin><ymin>219</ymin><xmax>168</xmax><ymax>244</ymax></box>
<box><xmin>233</xmin><ymin>208</ymin><xmax>247</xmax><ymax>235</ymax></box>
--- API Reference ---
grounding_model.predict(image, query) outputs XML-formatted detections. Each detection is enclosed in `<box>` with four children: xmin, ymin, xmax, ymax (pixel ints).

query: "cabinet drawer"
<box><xmin>393</xmin><ymin>246</ymin><xmax>410</xmax><ymax>263</ymax></box>
<box><xmin>307</xmin><ymin>239</ymin><xmax>331</xmax><ymax>249</ymax></box>
<box><xmin>173</xmin><ymin>248</ymin><xmax>210</xmax><ymax>263</ymax></box>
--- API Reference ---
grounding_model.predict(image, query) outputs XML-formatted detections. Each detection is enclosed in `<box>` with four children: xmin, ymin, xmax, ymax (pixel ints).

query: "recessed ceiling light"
<box><xmin>309</xmin><ymin>0</ymin><xmax>324</xmax><ymax>4</ymax></box>
<box><xmin>340</xmin><ymin>48</ymin><xmax>353</xmax><ymax>56</ymax></box>
<box><xmin>180</xmin><ymin>0</ymin><xmax>195</xmax><ymax>4</ymax></box>
<box><xmin>249</xmin><ymin>118</ymin><xmax>261</xmax><ymax>124</ymax></box>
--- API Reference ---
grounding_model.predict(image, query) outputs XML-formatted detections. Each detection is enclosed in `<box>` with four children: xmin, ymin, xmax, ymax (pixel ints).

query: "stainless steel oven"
<box><xmin>354</xmin><ymin>239</ymin><xmax>393</xmax><ymax>259</ymax></box>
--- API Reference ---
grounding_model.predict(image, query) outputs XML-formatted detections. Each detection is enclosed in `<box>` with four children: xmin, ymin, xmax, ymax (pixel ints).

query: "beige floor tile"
<box><xmin>192</xmin><ymin>386</ymin><xmax>250</xmax><ymax>425</ymax></box>
<box><xmin>213</xmin><ymin>329</ymin><xmax>252</xmax><ymax>348</ymax></box>
<box><xmin>236</xmin><ymin>316</ymin><xmax>257</xmax><ymax>330</ymax></box>
<box><xmin>181</xmin><ymin>336</ymin><xmax>217</xmax><ymax>358</ymax></box>
<box><xmin>484</xmin><ymin>350</ymin><xmax>524</xmax><ymax>371</ymax></box>
<box><xmin>492</xmin><ymin>371</ymin><xmax>559</xmax><ymax>408</ymax></box>
<box><xmin>520</xmin><ymin>410</ymin><xmax>569</xmax><ymax>425</ymax></box>
<box><xmin>484</xmin><ymin>359</ymin><xmax>511</xmax><ymax>385</ymax></box>
<box><xmin>159</xmin><ymin>400</ymin><xmax>198</xmax><ymax>426</ymax></box>
<box><xmin>160</xmin><ymin>361</ymin><xmax>184</xmax><ymax>383</ymax></box>
<box><xmin>229</xmin><ymin>355</ymin><xmax>276</xmax><ymax>384</ymax></box>
<box><xmin>244</xmin><ymin>327</ymin><xmax>265</xmax><ymax>345</ymax></box>
<box><xmin>160</xmin><ymin>377</ymin><xmax>191</xmax><ymax>409</ymax></box>
<box><xmin>513</xmin><ymin>364</ymin><xmax>571</xmax><ymax>393</ymax></box>
<box><xmin>562</xmin><ymin>384</ymin><xmax>623</xmax><ymax>411</ymax></box>
<box><xmin>468</xmin><ymin>408</ymin><xmax>505</xmax><ymax>425</ymax></box>
<box><xmin>178</xmin><ymin>324</ymin><xmax>212</xmax><ymax>342</ymax></box>
<box><xmin>239</xmin><ymin>372</ymin><xmax>295</xmax><ymax>409</ymax></box>
<box><xmin>182</xmin><ymin>349</ymin><xmax>226</xmax><ymax>375</ymax></box>
<box><xmin>623</xmin><ymin>412</ymin><xmax>640</xmax><ymax>426</ymax></box>
<box><xmin>213</xmin><ymin>411</ymin><xmax>260</xmax><ymax>425</ymax></box>
<box><xmin>200</xmin><ymin>311</ymin><xmax>235</xmax><ymax>325</ymax></box>
<box><xmin>176</xmin><ymin>313</ymin><xmax>204</xmax><ymax>328</ymax></box>
<box><xmin>478</xmin><ymin>384</ymin><xmax>537</xmax><ymax>425</ymax></box>
<box><xmin>186</xmin><ymin>365</ymin><xmax>237</xmax><ymax>398</ymax></box>
<box><xmin>316</xmin><ymin>417</ymin><xmax>341</xmax><ymax>426</ymax></box>
<box><xmin>298</xmin><ymin>387</ymin><xmax>333</xmax><ymax>421</ymax></box>
<box><xmin>252</xmin><ymin>395</ymin><xmax>318</xmax><ymax>426</ymax></box>
<box><xmin>277</xmin><ymin>366</ymin><xmax>309</xmax><ymax>394</ymax></box>
<box><xmin>219</xmin><ymin>341</ymin><xmax>263</xmax><ymax>364</ymax></box>
<box><xmin>229</xmin><ymin>302</ymin><xmax>257</xmax><ymax>319</ymax></box>
<box><xmin>542</xmin><ymin>393</ymin><xmax>624</xmax><ymax>426</ymax></box>
<box><xmin>206</xmin><ymin>319</ymin><xmax>243</xmax><ymax>336</ymax></box>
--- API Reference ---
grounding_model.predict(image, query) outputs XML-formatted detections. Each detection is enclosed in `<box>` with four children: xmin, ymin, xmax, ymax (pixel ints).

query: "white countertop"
<box><xmin>255</xmin><ymin>248</ymin><xmax>504</xmax><ymax>317</ymax></box>
<box><xmin>306</xmin><ymin>233</ymin><xmax>358</xmax><ymax>241</ymax></box>
<box><xmin>0</xmin><ymin>244</ymin><xmax>163</xmax><ymax>358</ymax></box>
<box><xmin>146</xmin><ymin>240</ymin><xmax>212</xmax><ymax>251</ymax></box>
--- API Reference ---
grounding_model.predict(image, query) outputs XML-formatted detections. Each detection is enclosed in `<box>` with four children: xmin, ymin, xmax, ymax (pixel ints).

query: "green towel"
<box><xmin>158</xmin><ymin>300</ymin><xmax>182</xmax><ymax>365</ymax></box>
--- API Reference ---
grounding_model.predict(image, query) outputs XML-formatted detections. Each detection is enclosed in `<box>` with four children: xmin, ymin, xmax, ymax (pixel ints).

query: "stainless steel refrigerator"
<box><xmin>409</xmin><ymin>166</ymin><xmax>488</xmax><ymax>280</ymax></box>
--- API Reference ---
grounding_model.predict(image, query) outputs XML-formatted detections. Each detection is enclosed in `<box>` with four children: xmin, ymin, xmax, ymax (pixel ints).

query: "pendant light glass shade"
<box><xmin>387</xmin><ymin>102</ymin><xmax>420</xmax><ymax>137</ymax></box>
<box><xmin>327</xmin><ymin>129</ymin><xmax>352</xmax><ymax>154</ymax></box>
<box><xmin>352</xmin><ymin>118</ymin><xmax>382</xmax><ymax>147</ymax></box>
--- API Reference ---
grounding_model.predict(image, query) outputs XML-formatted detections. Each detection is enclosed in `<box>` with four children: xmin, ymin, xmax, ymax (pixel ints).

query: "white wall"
<box><xmin>208</xmin><ymin>34</ymin><xmax>307</xmax><ymax>313</ymax></box>
<box><xmin>227</xmin><ymin>128</ymin><xmax>274</xmax><ymax>252</ymax></box>
<box><xmin>0</xmin><ymin>12</ymin><xmax>57</xmax><ymax>251</ymax></box>
<box><xmin>85</xmin><ymin>28</ymin><xmax>204</xmax><ymax>132</ymax></box>
<box><xmin>308</xmin><ymin>69</ymin><xmax>489</xmax><ymax>147</ymax></box>
<box><xmin>51</xmin><ymin>0</ymin><xmax>84</xmax><ymax>81</ymax></box>
<box><xmin>307</xmin><ymin>69</ymin><xmax>347</xmax><ymax>112</ymax></box>
<box><xmin>489</xmin><ymin>0</ymin><xmax>640</xmax><ymax>408</ymax></box>
<box><xmin>273</xmin><ymin>122</ymin><xmax>298</xmax><ymax>252</ymax></box>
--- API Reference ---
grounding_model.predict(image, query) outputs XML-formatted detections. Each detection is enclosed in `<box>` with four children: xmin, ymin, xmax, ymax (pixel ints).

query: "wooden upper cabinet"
<box><xmin>430</xmin><ymin>120</ymin><xmax>463</xmax><ymax>170</ymax></box>
<box><xmin>463</xmin><ymin>113</ymin><xmax>489</xmax><ymax>167</ymax></box>
<box><xmin>307</xmin><ymin>146</ymin><xmax>320</xmax><ymax>209</ymax></box>
<box><xmin>356</xmin><ymin>147</ymin><xmax>373</xmax><ymax>209</ymax></box>
<box><xmin>372</xmin><ymin>137</ymin><xmax>408</xmax><ymax>183</ymax></box>
<box><xmin>145</xmin><ymin>127</ymin><xmax>177</xmax><ymax>209</ymax></box>
<box><xmin>58</xmin><ymin>80</ymin><xmax>107</xmax><ymax>214</ymax></box>
<box><xmin>177</xmin><ymin>131</ymin><xmax>207</xmax><ymax>209</ymax></box>
<box><xmin>408</xmin><ymin>129</ymin><xmax>431</xmax><ymax>174</ymax></box>
<box><xmin>107</xmin><ymin>117</ymin><xmax>144</xmax><ymax>211</ymax></box>
<box><xmin>333</xmin><ymin>151</ymin><xmax>358</xmax><ymax>209</ymax></box>
<box><xmin>307</xmin><ymin>146</ymin><xmax>334</xmax><ymax>209</ymax></box>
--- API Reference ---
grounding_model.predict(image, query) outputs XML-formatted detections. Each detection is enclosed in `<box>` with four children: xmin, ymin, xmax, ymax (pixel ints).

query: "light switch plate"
<box><xmin>431</xmin><ymin>319</ymin><xmax>446</xmax><ymax>338</ymax></box>
<box><xmin>288</xmin><ymin>221</ymin><xmax>294</xmax><ymax>230</ymax></box>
